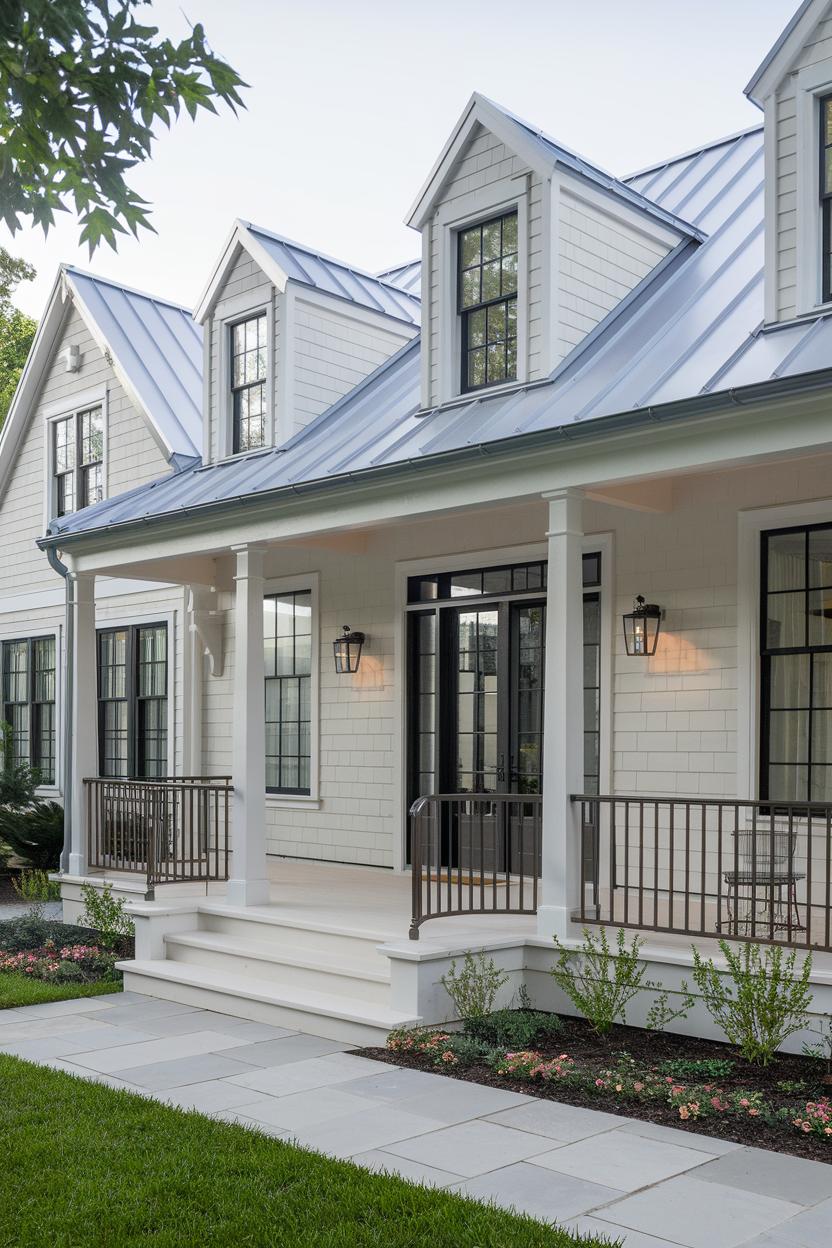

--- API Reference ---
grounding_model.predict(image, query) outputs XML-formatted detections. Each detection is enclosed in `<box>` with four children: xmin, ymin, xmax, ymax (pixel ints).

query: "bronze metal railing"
<box><xmin>85</xmin><ymin>776</ymin><xmax>232</xmax><ymax>895</ymax></box>
<box><xmin>409</xmin><ymin>792</ymin><xmax>542</xmax><ymax>939</ymax></box>
<box><xmin>573</xmin><ymin>794</ymin><xmax>832</xmax><ymax>952</ymax></box>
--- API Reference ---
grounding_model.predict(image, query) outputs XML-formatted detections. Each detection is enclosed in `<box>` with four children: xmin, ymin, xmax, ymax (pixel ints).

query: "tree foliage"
<box><xmin>0</xmin><ymin>247</ymin><xmax>36</xmax><ymax>427</ymax></box>
<box><xmin>0</xmin><ymin>1</ymin><xmax>247</xmax><ymax>251</ymax></box>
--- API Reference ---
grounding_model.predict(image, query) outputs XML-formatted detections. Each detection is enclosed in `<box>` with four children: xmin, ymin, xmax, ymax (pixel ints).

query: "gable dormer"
<box><xmin>747</xmin><ymin>0</ymin><xmax>832</xmax><ymax>321</ymax></box>
<box><xmin>406</xmin><ymin>94</ymin><xmax>697</xmax><ymax>412</ymax></box>
<box><xmin>195</xmin><ymin>223</ymin><xmax>419</xmax><ymax>464</ymax></box>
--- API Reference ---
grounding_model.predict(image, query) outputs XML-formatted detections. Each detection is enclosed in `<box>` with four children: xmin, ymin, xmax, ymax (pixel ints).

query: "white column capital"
<box><xmin>543</xmin><ymin>488</ymin><xmax>583</xmax><ymax>538</ymax></box>
<box><xmin>231</xmin><ymin>543</ymin><xmax>266</xmax><ymax>581</ymax></box>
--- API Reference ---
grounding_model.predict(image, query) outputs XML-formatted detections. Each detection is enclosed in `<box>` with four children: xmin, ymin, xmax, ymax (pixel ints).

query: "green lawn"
<box><xmin>0</xmin><ymin>973</ymin><xmax>121</xmax><ymax>1010</ymax></box>
<box><xmin>0</xmin><ymin>1056</ymin><xmax>613</xmax><ymax>1248</ymax></box>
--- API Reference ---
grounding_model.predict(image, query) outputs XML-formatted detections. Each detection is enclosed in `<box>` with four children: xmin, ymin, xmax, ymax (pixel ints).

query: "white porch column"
<box><xmin>68</xmin><ymin>572</ymin><xmax>97</xmax><ymax>876</ymax></box>
<box><xmin>227</xmin><ymin>544</ymin><xmax>270</xmax><ymax>907</ymax></box>
<box><xmin>537</xmin><ymin>489</ymin><xmax>585</xmax><ymax>940</ymax></box>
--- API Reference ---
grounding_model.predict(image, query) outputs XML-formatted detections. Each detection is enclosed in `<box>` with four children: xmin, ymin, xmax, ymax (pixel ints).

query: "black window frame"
<box><xmin>760</xmin><ymin>522</ymin><xmax>832</xmax><ymax>804</ymax></box>
<box><xmin>230</xmin><ymin>312</ymin><xmax>268</xmax><ymax>455</ymax></box>
<box><xmin>96</xmin><ymin>623</ymin><xmax>168</xmax><ymax>780</ymax></box>
<box><xmin>52</xmin><ymin>406</ymin><xmax>104</xmax><ymax>518</ymax></box>
<box><xmin>1</xmin><ymin>635</ymin><xmax>57</xmax><ymax>785</ymax></box>
<box><xmin>264</xmin><ymin>589</ymin><xmax>312</xmax><ymax>796</ymax></box>
<box><xmin>821</xmin><ymin>94</ymin><xmax>832</xmax><ymax>304</ymax></box>
<box><xmin>458</xmin><ymin>210</ymin><xmax>518</xmax><ymax>394</ymax></box>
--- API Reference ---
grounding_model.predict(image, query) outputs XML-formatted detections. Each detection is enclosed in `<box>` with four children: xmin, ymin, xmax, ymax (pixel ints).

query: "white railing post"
<box><xmin>68</xmin><ymin>571</ymin><xmax>97</xmax><ymax>876</ymax></box>
<box><xmin>537</xmin><ymin>489</ymin><xmax>585</xmax><ymax>940</ymax></box>
<box><xmin>226</xmin><ymin>544</ymin><xmax>270</xmax><ymax>906</ymax></box>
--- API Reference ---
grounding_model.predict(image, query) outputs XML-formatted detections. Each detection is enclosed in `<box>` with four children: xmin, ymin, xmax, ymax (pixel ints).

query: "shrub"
<box><xmin>11</xmin><ymin>869</ymin><xmax>61</xmax><ymax>904</ymax></box>
<box><xmin>464</xmin><ymin>1008</ymin><xmax>562</xmax><ymax>1050</ymax></box>
<box><xmin>386</xmin><ymin>1027</ymin><xmax>459</xmax><ymax>1067</ymax></box>
<box><xmin>551</xmin><ymin>927</ymin><xmax>657</xmax><ymax>1035</ymax></box>
<box><xmin>0</xmin><ymin>943</ymin><xmax>118</xmax><ymax>984</ymax></box>
<box><xmin>439</xmin><ymin>951</ymin><xmax>508</xmax><ymax>1020</ymax></box>
<box><xmin>443</xmin><ymin>1034</ymin><xmax>494</xmax><ymax>1068</ymax></box>
<box><xmin>0</xmin><ymin>914</ymin><xmax>97</xmax><ymax>953</ymax></box>
<box><xmin>802</xmin><ymin>1016</ymin><xmax>832</xmax><ymax>1074</ymax></box>
<box><xmin>691</xmin><ymin>940</ymin><xmax>813</xmax><ymax>1066</ymax></box>
<box><xmin>80</xmin><ymin>883</ymin><xmax>134</xmax><ymax>947</ymax></box>
<box><xmin>659</xmin><ymin>1057</ymin><xmax>735</xmax><ymax>1082</ymax></box>
<box><xmin>0</xmin><ymin>721</ymin><xmax>41</xmax><ymax>807</ymax></box>
<box><xmin>0</xmin><ymin>801</ymin><xmax>64</xmax><ymax>869</ymax></box>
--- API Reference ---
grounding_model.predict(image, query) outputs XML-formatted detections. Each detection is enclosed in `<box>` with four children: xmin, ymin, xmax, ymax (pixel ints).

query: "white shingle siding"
<box><xmin>557</xmin><ymin>192</ymin><xmax>670</xmax><ymax>360</ymax></box>
<box><xmin>772</xmin><ymin>13</ymin><xmax>832</xmax><ymax>320</ymax></box>
<box><xmin>291</xmin><ymin>296</ymin><xmax>413</xmax><ymax>440</ymax></box>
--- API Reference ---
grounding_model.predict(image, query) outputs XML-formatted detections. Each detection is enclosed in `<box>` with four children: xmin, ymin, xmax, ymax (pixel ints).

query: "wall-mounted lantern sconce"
<box><xmin>333</xmin><ymin>625</ymin><xmax>366</xmax><ymax>674</ymax></box>
<box><xmin>622</xmin><ymin>596</ymin><xmax>663</xmax><ymax>657</ymax></box>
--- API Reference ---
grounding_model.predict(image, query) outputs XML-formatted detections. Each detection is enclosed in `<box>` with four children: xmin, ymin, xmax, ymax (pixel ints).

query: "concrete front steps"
<box><xmin>119</xmin><ymin>902</ymin><xmax>421</xmax><ymax>1045</ymax></box>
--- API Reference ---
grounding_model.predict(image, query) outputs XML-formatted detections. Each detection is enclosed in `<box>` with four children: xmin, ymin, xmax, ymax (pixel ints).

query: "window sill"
<box><xmin>265</xmin><ymin>794</ymin><xmax>322</xmax><ymax>811</ymax></box>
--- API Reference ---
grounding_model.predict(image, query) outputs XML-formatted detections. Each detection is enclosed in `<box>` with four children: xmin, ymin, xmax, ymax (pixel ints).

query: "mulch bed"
<box><xmin>357</xmin><ymin>1016</ymin><xmax>832</xmax><ymax>1164</ymax></box>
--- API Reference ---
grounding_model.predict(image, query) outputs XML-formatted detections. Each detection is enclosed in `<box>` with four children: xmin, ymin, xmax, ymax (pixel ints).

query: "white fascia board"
<box><xmin>193</xmin><ymin>221</ymin><xmax>289</xmax><ymax>324</ymax></box>
<box><xmin>65</xmin><ymin>271</ymin><xmax>174</xmax><ymax>463</ymax></box>
<box><xmin>556</xmin><ymin>169</ymin><xmax>687</xmax><ymax>250</ymax></box>
<box><xmin>0</xmin><ymin>269</ymin><xmax>68</xmax><ymax>498</ymax></box>
<box><xmin>745</xmin><ymin>0</ymin><xmax>828</xmax><ymax>106</ymax></box>
<box><xmin>405</xmin><ymin>92</ymin><xmax>555</xmax><ymax>230</ymax></box>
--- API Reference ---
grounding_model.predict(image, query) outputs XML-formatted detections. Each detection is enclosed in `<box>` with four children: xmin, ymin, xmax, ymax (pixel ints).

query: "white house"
<box><xmin>6</xmin><ymin>0</ymin><xmax>832</xmax><ymax>1043</ymax></box>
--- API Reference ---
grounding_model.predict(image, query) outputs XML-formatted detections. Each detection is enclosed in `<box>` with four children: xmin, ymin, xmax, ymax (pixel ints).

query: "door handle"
<box><xmin>496</xmin><ymin>754</ymin><xmax>506</xmax><ymax>783</ymax></box>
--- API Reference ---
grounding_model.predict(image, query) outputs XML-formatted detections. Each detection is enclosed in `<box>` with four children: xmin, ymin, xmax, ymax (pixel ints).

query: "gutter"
<box><xmin>37</xmin><ymin>364</ymin><xmax>832</xmax><ymax>552</ymax></box>
<box><xmin>45</xmin><ymin>546</ymin><xmax>72</xmax><ymax>874</ymax></box>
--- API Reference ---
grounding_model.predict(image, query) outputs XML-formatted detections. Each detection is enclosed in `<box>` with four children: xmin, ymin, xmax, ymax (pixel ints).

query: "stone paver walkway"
<box><xmin>2</xmin><ymin>994</ymin><xmax>831</xmax><ymax>1247</ymax></box>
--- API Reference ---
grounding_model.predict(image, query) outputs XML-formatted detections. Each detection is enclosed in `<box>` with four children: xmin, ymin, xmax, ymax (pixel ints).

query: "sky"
<box><xmin>4</xmin><ymin>0</ymin><xmax>800</xmax><ymax>318</ymax></box>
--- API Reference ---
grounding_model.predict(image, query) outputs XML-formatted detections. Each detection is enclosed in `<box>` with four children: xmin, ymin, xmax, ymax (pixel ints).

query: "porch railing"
<box><xmin>573</xmin><ymin>794</ymin><xmax>832</xmax><ymax>952</ymax></box>
<box><xmin>409</xmin><ymin>793</ymin><xmax>542</xmax><ymax>939</ymax></box>
<box><xmin>85</xmin><ymin>776</ymin><xmax>232</xmax><ymax>895</ymax></box>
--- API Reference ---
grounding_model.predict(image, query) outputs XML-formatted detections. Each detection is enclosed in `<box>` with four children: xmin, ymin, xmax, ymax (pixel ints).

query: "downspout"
<box><xmin>45</xmin><ymin>545</ymin><xmax>73</xmax><ymax>874</ymax></box>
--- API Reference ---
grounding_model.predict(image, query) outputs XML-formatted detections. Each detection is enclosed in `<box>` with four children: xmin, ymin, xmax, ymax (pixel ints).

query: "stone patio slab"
<box><xmin>337</xmin><ymin>1067</ymin><xmax>451</xmax><ymax>1103</ymax></box>
<box><xmin>566</xmin><ymin>1215</ymin><xmax>679</xmax><ymax>1246</ymax></box>
<box><xmin>110</xmin><ymin>1051</ymin><xmax>258</xmax><ymax>1091</ymax></box>
<box><xmin>604</xmin><ymin>1174</ymin><xmax>803</xmax><ymax>1248</ymax></box>
<box><xmin>484</xmin><ymin>1098</ymin><xmax>624</xmax><ymax>1142</ymax></box>
<box><xmin>290</xmin><ymin>1104</ymin><xmax>448</xmax><ymax>1158</ymax></box>
<box><xmin>68</xmin><ymin>1029</ymin><xmax>254</xmax><ymax>1074</ymax></box>
<box><xmin>159</xmin><ymin>1081</ymin><xmax>277</xmax><ymax>1115</ymax></box>
<box><xmin>620</xmin><ymin>1118</ymin><xmax>743</xmax><ymax>1156</ymax></box>
<box><xmin>530</xmin><ymin>1127</ymin><xmax>713</xmax><ymax>1192</ymax></box>
<box><xmin>221</xmin><ymin>1034</ymin><xmax>352</xmax><ymax>1067</ymax></box>
<box><xmin>449</xmin><ymin>1161</ymin><xmax>624</xmax><ymax>1223</ymax></box>
<box><xmin>78</xmin><ymin>1001</ymin><xmax>199</xmax><ymax>1027</ymax></box>
<box><xmin>742</xmin><ymin>1196</ymin><xmax>832</xmax><ymax>1247</ymax></box>
<box><xmin>224</xmin><ymin>1084</ymin><xmax>373</xmax><ymax>1132</ymax></box>
<box><xmin>227</xmin><ymin>1052</ymin><xmax>396</xmax><ymax>1098</ymax></box>
<box><xmin>384</xmin><ymin>1119</ymin><xmax>551</xmax><ymax>1177</ymax></box>
<box><xmin>695</xmin><ymin>1146</ymin><xmax>832</xmax><ymax>1207</ymax></box>
<box><xmin>350</xmin><ymin>1149</ymin><xmax>463</xmax><ymax>1188</ymax></box>
<box><xmin>393</xmin><ymin>1079</ymin><xmax>532</xmax><ymax>1125</ymax></box>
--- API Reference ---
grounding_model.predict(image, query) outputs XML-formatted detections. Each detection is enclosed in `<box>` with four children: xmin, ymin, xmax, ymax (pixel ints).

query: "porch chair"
<box><xmin>721</xmin><ymin>819</ymin><xmax>804</xmax><ymax>938</ymax></box>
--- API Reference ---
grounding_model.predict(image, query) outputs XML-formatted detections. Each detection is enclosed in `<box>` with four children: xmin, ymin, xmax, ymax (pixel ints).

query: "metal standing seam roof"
<box><xmin>47</xmin><ymin>121</ymin><xmax>832</xmax><ymax>542</ymax></box>
<box><xmin>65</xmin><ymin>267</ymin><xmax>203</xmax><ymax>460</ymax></box>
<box><xmin>240</xmin><ymin>223</ymin><xmax>421</xmax><ymax>326</ymax></box>
<box><xmin>375</xmin><ymin>259</ymin><xmax>422</xmax><ymax>297</ymax></box>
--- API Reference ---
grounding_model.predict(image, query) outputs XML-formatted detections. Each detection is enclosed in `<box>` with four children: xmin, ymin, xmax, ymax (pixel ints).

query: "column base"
<box><xmin>225</xmin><ymin>877</ymin><xmax>271</xmax><ymax>907</ymax></box>
<box><xmin>68</xmin><ymin>853</ymin><xmax>87</xmax><ymax>878</ymax></box>
<box><xmin>536</xmin><ymin>904</ymin><xmax>584</xmax><ymax>942</ymax></box>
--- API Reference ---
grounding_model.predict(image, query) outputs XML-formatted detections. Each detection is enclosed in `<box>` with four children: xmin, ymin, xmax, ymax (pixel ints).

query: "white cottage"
<box><xmin>5</xmin><ymin>1</ymin><xmax>832</xmax><ymax>1043</ymax></box>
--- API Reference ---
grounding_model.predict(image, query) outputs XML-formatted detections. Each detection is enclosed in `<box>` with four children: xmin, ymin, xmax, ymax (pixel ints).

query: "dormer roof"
<box><xmin>405</xmin><ymin>91</ymin><xmax>705</xmax><ymax>243</ymax></box>
<box><xmin>745</xmin><ymin>0</ymin><xmax>826</xmax><ymax>106</ymax></box>
<box><xmin>194</xmin><ymin>220</ymin><xmax>421</xmax><ymax>326</ymax></box>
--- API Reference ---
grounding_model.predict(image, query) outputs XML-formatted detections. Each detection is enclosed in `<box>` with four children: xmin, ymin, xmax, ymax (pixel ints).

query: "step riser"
<box><xmin>120</xmin><ymin>968</ymin><xmax>394</xmax><ymax>1045</ymax></box>
<box><xmin>198</xmin><ymin>913</ymin><xmax>384</xmax><ymax>967</ymax></box>
<box><xmin>165</xmin><ymin>939</ymin><xmax>391</xmax><ymax>1005</ymax></box>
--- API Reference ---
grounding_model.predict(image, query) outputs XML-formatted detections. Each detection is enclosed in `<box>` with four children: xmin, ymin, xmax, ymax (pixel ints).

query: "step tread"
<box><xmin>164</xmin><ymin>930</ymin><xmax>390</xmax><ymax>983</ymax></box>
<box><xmin>196</xmin><ymin>901</ymin><xmax>395</xmax><ymax>944</ymax></box>
<box><xmin>118</xmin><ymin>959</ymin><xmax>418</xmax><ymax>1030</ymax></box>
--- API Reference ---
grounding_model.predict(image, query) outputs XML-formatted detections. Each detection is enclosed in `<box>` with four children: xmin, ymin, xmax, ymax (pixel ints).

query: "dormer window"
<box><xmin>459</xmin><ymin>211</ymin><xmax>518</xmax><ymax>392</ymax></box>
<box><xmin>821</xmin><ymin>95</ymin><xmax>832</xmax><ymax>304</ymax></box>
<box><xmin>231</xmin><ymin>313</ymin><xmax>267</xmax><ymax>453</ymax></box>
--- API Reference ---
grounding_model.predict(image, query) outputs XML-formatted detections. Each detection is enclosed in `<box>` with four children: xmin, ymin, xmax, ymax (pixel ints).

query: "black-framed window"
<box><xmin>264</xmin><ymin>591</ymin><xmax>312</xmax><ymax>794</ymax></box>
<box><xmin>97</xmin><ymin>624</ymin><xmax>167</xmax><ymax>779</ymax></box>
<box><xmin>458</xmin><ymin>211</ymin><xmax>518</xmax><ymax>392</ymax></box>
<box><xmin>1</xmin><ymin>636</ymin><xmax>56</xmax><ymax>784</ymax></box>
<box><xmin>53</xmin><ymin>406</ymin><xmax>104</xmax><ymax>518</ymax></box>
<box><xmin>231</xmin><ymin>314</ymin><xmax>267</xmax><ymax>453</ymax></box>
<box><xmin>821</xmin><ymin>95</ymin><xmax>832</xmax><ymax>304</ymax></box>
<box><xmin>761</xmin><ymin>524</ymin><xmax>832</xmax><ymax>802</ymax></box>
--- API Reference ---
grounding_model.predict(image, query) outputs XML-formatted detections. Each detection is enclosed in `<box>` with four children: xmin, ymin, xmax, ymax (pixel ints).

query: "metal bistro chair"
<box><xmin>722</xmin><ymin>821</ymin><xmax>804</xmax><ymax>938</ymax></box>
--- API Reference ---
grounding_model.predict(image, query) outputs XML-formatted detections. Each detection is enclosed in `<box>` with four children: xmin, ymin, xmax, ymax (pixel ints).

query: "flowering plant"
<box><xmin>386</xmin><ymin>1027</ymin><xmax>459</xmax><ymax>1067</ymax></box>
<box><xmin>492</xmin><ymin>1049</ymin><xmax>574</xmax><ymax>1080</ymax></box>
<box><xmin>791</xmin><ymin>1099</ymin><xmax>832</xmax><ymax>1137</ymax></box>
<box><xmin>0</xmin><ymin>942</ymin><xmax>117</xmax><ymax>983</ymax></box>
